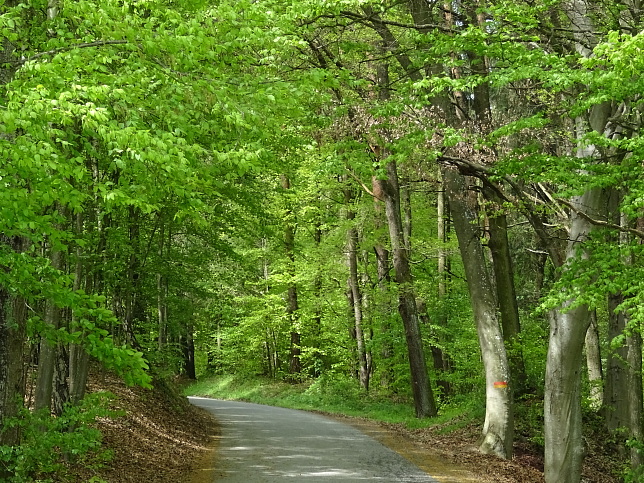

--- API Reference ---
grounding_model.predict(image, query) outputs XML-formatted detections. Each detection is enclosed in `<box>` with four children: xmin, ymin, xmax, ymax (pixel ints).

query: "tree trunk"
<box><xmin>629</xmin><ymin>218</ymin><xmax>644</xmax><ymax>470</ymax></box>
<box><xmin>437</xmin><ymin>173</ymin><xmax>448</xmax><ymax>305</ymax></box>
<box><xmin>372</xmin><ymin>177</ymin><xmax>391</xmax><ymax>288</ymax></box>
<box><xmin>483</xmin><ymin>186</ymin><xmax>526</xmax><ymax>393</ymax></box>
<box><xmin>603</xmin><ymin>219</ymin><xmax>644</xmax><ymax>469</ymax></box>
<box><xmin>52</xmin><ymin>343</ymin><xmax>69</xmax><ymax>417</ymax></box>
<box><xmin>123</xmin><ymin>206</ymin><xmax>142</xmax><ymax>348</ymax></box>
<box><xmin>182</xmin><ymin>313</ymin><xmax>197</xmax><ymax>380</ymax></box>
<box><xmin>281</xmin><ymin>175</ymin><xmax>301</xmax><ymax>376</ymax></box>
<box><xmin>372</xmin><ymin>176</ymin><xmax>394</xmax><ymax>387</ymax></box>
<box><xmin>627</xmin><ymin>324</ymin><xmax>643</xmax><ymax>470</ymax></box>
<box><xmin>345</xmin><ymin>187</ymin><xmax>370</xmax><ymax>391</ymax></box>
<box><xmin>0</xmin><ymin>293</ymin><xmax>27</xmax><ymax>482</ymax></box>
<box><xmin>401</xmin><ymin>179</ymin><xmax>412</xmax><ymax>251</ymax></box>
<box><xmin>68</xmin><ymin>344</ymin><xmax>89</xmax><ymax>405</ymax></box>
<box><xmin>378</xmin><ymin>159</ymin><xmax>436</xmax><ymax>418</ymax></box>
<box><xmin>35</xmin><ymin>247</ymin><xmax>64</xmax><ymax>412</ymax></box>
<box><xmin>432</xmin><ymin>173</ymin><xmax>453</xmax><ymax>398</ymax></box>
<box><xmin>0</xmin><ymin>288</ymin><xmax>27</xmax><ymax>449</ymax></box>
<box><xmin>69</xmin><ymin>212</ymin><xmax>90</xmax><ymax>405</ymax></box>
<box><xmin>418</xmin><ymin>299</ymin><xmax>452</xmax><ymax>399</ymax></box>
<box><xmin>157</xmin><ymin>219</ymin><xmax>168</xmax><ymax>350</ymax></box>
<box><xmin>444</xmin><ymin>169</ymin><xmax>513</xmax><ymax>458</ymax></box>
<box><xmin>545</xmin><ymin>305</ymin><xmax>590</xmax><ymax>482</ymax></box>
<box><xmin>542</xmin><ymin>2</ymin><xmax>616</xmax><ymax>476</ymax></box>
<box><xmin>584</xmin><ymin>311</ymin><xmax>603</xmax><ymax>411</ymax></box>
<box><xmin>312</xmin><ymin>223</ymin><xmax>324</xmax><ymax>377</ymax></box>
<box><xmin>544</xmin><ymin>188</ymin><xmax>605</xmax><ymax>483</ymax></box>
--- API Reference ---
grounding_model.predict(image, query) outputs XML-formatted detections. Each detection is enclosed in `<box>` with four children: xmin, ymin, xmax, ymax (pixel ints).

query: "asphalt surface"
<box><xmin>188</xmin><ymin>397</ymin><xmax>439</xmax><ymax>482</ymax></box>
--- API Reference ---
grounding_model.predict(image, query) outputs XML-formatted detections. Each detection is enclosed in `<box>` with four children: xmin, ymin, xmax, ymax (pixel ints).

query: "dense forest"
<box><xmin>1</xmin><ymin>0</ymin><xmax>644</xmax><ymax>481</ymax></box>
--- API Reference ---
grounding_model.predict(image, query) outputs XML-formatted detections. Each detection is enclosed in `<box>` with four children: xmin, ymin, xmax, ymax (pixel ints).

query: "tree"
<box><xmin>444</xmin><ymin>170</ymin><xmax>513</xmax><ymax>458</ymax></box>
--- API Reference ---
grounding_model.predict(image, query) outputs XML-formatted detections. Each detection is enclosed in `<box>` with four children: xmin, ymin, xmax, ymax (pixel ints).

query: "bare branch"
<box><xmin>555</xmin><ymin>197</ymin><xmax>644</xmax><ymax>239</ymax></box>
<box><xmin>345</xmin><ymin>168</ymin><xmax>383</xmax><ymax>201</ymax></box>
<box><xmin>439</xmin><ymin>154</ymin><xmax>567</xmax><ymax>266</ymax></box>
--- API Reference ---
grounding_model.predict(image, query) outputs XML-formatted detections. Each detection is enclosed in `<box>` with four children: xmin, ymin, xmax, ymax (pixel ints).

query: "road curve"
<box><xmin>189</xmin><ymin>397</ymin><xmax>439</xmax><ymax>482</ymax></box>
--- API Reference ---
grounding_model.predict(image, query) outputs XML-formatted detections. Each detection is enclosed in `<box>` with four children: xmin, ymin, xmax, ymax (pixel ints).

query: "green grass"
<box><xmin>184</xmin><ymin>373</ymin><xmax>477</xmax><ymax>431</ymax></box>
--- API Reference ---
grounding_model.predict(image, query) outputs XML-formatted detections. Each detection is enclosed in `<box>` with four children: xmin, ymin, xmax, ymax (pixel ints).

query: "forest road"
<box><xmin>188</xmin><ymin>397</ymin><xmax>440</xmax><ymax>482</ymax></box>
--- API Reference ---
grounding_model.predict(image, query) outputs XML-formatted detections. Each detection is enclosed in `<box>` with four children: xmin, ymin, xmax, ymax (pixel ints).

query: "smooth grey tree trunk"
<box><xmin>482</xmin><ymin>187</ymin><xmax>526</xmax><ymax>393</ymax></box>
<box><xmin>544</xmin><ymin>187</ymin><xmax>606</xmax><ymax>483</ymax></box>
<box><xmin>543</xmin><ymin>3</ymin><xmax>617</xmax><ymax>478</ymax></box>
<box><xmin>584</xmin><ymin>311</ymin><xmax>603</xmax><ymax>411</ymax></box>
<box><xmin>444</xmin><ymin>169</ymin><xmax>513</xmax><ymax>458</ymax></box>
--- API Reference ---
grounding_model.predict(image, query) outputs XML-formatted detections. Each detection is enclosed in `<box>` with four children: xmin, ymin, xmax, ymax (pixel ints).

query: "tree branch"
<box><xmin>339</xmin><ymin>10</ymin><xmax>455</xmax><ymax>34</ymax></box>
<box><xmin>14</xmin><ymin>40</ymin><xmax>131</xmax><ymax>65</ymax></box>
<box><xmin>555</xmin><ymin>197</ymin><xmax>644</xmax><ymax>239</ymax></box>
<box><xmin>439</xmin><ymin>154</ymin><xmax>567</xmax><ymax>266</ymax></box>
<box><xmin>345</xmin><ymin>168</ymin><xmax>383</xmax><ymax>201</ymax></box>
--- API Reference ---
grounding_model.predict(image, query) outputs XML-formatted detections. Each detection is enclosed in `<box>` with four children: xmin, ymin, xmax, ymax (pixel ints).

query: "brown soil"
<box><xmin>62</xmin><ymin>370</ymin><xmax>219</xmax><ymax>482</ymax></box>
<box><xmin>62</xmin><ymin>373</ymin><xmax>623</xmax><ymax>483</ymax></box>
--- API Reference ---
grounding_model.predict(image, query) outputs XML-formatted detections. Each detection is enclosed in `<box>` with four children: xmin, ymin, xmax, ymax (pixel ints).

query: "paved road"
<box><xmin>189</xmin><ymin>397</ymin><xmax>439</xmax><ymax>482</ymax></box>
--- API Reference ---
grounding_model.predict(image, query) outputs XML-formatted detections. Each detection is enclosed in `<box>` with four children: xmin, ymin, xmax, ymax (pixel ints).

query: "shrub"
<box><xmin>0</xmin><ymin>392</ymin><xmax>117</xmax><ymax>482</ymax></box>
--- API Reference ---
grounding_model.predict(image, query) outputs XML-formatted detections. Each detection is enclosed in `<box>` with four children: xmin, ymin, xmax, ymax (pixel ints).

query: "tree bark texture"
<box><xmin>379</xmin><ymin>160</ymin><xmax>436</xmax><ymax>418</ymax></box>
<box><xmin>0</xmin><ymin>291</ymin><xmax>27</xmax><ymax>448</ymax></box>
<box><xmin>444</xmin><ymin>169</ymin><xmax>513</xmax><ymax>459</ymax></box>
<box><xmin>52</xmin><ymin>343</ymin><xmax>69</xmax><ymax>417</ymax></box>
<box><xmin>123</xmin><ymin>206</ymin><xmax>143</xmax><ymax>349</ymax></box>
<box><xmin>627</xmin><ymin>325</ymin><xmax>644</xmax><ymax>470</ymax></box>
<box><xmin>68</xmin><ymin>343</ymin><xmax>89</xmax><ymax>405</ymax></box>
<box><xmin>0</xmin><ymin>237</ymin><xmax>28</xmax><ymax>482</ymax></box>
<box><xmin>181</xmin><ymin>312</ymin><xmax>197</xmax><ymax>380</ymax></box>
